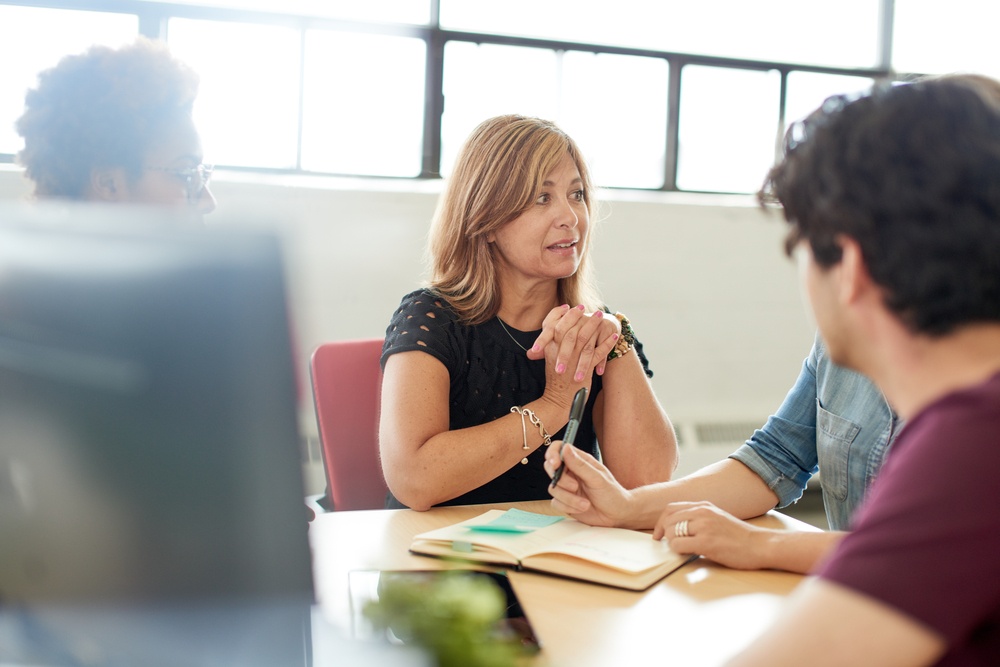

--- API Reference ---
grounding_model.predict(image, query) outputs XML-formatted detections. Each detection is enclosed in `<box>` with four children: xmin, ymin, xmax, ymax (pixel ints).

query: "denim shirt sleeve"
<box><xmin>729</xmin><ymin>337</ymin><xmax>822</xmax><ymax>509</ymax></box>
<box><xmin>812</xmin><ymin>341</ymin><xmax>896</xmax><ymax>530</ymax></box>
<box><xmin>730</xmin><ymin>334</ymin><xmax>897</xmax><ymax>530</ymax></box>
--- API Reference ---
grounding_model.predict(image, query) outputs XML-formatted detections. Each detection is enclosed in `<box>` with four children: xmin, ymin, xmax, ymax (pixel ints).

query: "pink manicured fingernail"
<box><xmin>576</xmin><ymin>304</ymin><xmax>585</xmax><ymax>310</ymax></box>
<box><xmin>594</xmin><ymin>311</ymin><xmax>603</xmax><ymax>318</ymax></box>
<box><xmin>612</xmin><ymin>333</ymin><xmax>620</xmax><ymax>341</ymax></box>
<box><xmin>597</xmin><ymin>365</ymin><xmax>605</xmax><ymax>376</ymax></box>
<box><xmin>531</xmin><ymin>344</ymin><xmax>540</xmax><ymax>352</ymax></box>
<box><xmin>556</xmin><ymin>363</ymin><xmax>566</xmax><ymax>374</ymax></box>
<box><xmin>574</xmin><ymin>371</ymin><xmax>584</xmax><ymax>381</ymax></box>
<box><xmin>561</xmin><ymin>304</ymin><xmax>569</xmax><ymax>309</ymax></box>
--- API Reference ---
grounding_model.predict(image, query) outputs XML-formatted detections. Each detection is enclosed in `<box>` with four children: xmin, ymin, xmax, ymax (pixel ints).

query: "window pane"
<box><xmin>560</xmin><ymin>52</ymin><xmax>668</xmax><ymax>189</ymax></box>
<box><xmin>441</xmin><ymin>0</ymin><xmax>879</xmax><ymax>68</ymax></box>
<box><xmin>442</xmin><ymin>45</ymin><xmax>668</xmax><ymax>188</ymax></box>
<box><xmin>301</xmin><ymin>31</ymin><xmax>425</xmax><ymax>176</ymax></box>
<box><xmin>677</xmin><ymin>66</ymin><xmax>781</xmax><ymax>194</ymax></box>
<box><xmin>168</xmin><ymin>18</ymin><xmax>301</xmax><ymax>169</ymax></box>
<box><xmin>0</xmin><ymin>7</ymin><xmax>137</xmax><ymax>155</ymax></box>
<box><xmin>785</xmin><ymin>71</ymin><xmax>875</xmax><ymax>126</ymax></box>
<box><xmin>893</xmin><ymin>1</ymin><xmax>1000</xmax><ymax>77</ymax></box>
<box><xmin>151</xmin><ymin>0</ymin><xmax>431</xmax><ymax>24</ymax></box>
<box><xmin>440</xmin><ymin>43</ymin><xmax>559</xmax><ymax>177</ymax></box>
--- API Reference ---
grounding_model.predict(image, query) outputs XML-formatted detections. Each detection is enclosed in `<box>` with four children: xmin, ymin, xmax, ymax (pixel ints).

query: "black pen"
<box><xmin>550</xmin><ymin>387</ymin><xmax>587</xmax><ymax>488</ymax></box>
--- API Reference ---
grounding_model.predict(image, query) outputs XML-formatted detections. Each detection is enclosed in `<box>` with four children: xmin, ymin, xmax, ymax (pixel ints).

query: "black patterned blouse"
<box><xmin>380</xmin><ymin>288</ymin><xmax>651</xmax><ymax>508</ymax></box>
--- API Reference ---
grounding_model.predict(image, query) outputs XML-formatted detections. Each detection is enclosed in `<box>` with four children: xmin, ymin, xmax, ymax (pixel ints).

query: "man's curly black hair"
<box><xmin>760</xmin><ymin>74</ymin><xmax>1000</xmax><ymax>336</ymax></box>
<box><xmin>16</xmin><ymin>37</ymin><xmax>199</xmax><ymax>199</ymax></box>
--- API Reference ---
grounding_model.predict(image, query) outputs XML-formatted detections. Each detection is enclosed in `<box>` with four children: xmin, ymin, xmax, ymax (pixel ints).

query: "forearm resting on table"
<box><xmin>752</xmin><ymin>528</ymin><xmax>846</xmax><ymax>574</ymax></box>
<box><xmin>623</xmin><ymin>459</ymin><xmax>782</xmax><ymax>530</ymax></box>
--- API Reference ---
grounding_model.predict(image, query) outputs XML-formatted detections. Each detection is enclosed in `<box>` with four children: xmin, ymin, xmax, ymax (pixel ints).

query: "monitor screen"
<box><xmin>0</xmin><ymin>203</ymin><xmax>313</xmax><ymax>665</ymax></box>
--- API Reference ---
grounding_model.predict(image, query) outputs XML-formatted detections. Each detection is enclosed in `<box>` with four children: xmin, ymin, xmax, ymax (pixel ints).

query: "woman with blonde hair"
<box><xmin>379</xmin><ymin>115</ymin><xmax>677</xmax><ymax>510</ymax></box>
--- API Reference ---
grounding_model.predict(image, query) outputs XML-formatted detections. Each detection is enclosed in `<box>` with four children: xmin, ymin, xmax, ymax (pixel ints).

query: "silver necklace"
<box><xmin>496</xmin><ymin>316</ymin><xmax>528</xmax><ymax>352</ymax></box>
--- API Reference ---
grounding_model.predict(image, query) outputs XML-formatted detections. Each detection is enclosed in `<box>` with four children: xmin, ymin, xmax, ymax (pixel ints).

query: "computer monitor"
<box><xmin>0</xmin><ymin>204</ymin><xmax>313</xmax><ymax>666</ymax></box>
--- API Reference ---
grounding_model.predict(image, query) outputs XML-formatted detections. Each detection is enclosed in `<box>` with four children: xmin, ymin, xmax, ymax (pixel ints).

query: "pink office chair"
<box><xmin>309</xmin><ymin>338</ymin><xmax>388</xmax><ymax>511</ymax></box>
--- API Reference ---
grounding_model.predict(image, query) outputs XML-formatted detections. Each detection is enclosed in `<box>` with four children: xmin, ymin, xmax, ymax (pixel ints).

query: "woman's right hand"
<box><xmin>528</xmin><ymin>305</ymin><xmax>619</xmax><ymax>405</ymax></box>
<box><xmin>544</xmin><ymin>441</ymin><xmax>633</xmax><ymax>527</ymax></box>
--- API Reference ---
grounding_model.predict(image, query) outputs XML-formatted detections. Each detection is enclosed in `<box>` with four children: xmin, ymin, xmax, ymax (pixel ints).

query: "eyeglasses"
<box><xmin>145</xmin><ymin>163</ymin><xmax>214</xmax><ymax>201</ymax></box>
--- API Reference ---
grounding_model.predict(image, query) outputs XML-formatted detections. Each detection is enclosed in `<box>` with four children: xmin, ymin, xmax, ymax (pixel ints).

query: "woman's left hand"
<box><xmin>527</xmin><ymin>305</ymin><xmax>619</xmax><ymax>381</ymax></box>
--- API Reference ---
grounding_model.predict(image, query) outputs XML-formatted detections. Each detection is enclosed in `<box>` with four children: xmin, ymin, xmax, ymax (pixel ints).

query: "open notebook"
<box><xmin>410</xmin><ymin>509</ymin><xmax>695</xmax><ymax>591</ymax></box>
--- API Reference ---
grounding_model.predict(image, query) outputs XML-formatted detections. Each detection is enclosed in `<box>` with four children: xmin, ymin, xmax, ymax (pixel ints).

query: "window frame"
<box><xmin>0</xmin><ymin>0</ymin><xmax>903</xmax><ymax>193</ymax></box>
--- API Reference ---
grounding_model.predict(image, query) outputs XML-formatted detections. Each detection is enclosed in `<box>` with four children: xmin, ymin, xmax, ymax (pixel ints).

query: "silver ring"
<box><xmin>675</xmin><ymin>519</ymin><xmax>690</xmax><ymax>538</ymax></box>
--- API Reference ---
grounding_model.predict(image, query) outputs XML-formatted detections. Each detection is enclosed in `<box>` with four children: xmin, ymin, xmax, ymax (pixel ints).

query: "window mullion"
<box><xmin>421</xmin><ymin>29</ymin><xmax>445</xmax><ymax>178</ymax></box>
<box><xmin>775</xmin><ymin>69</ymin><xmax>789</xmax><ymax>166</ymax></box>
<box><xmin>663</xmin><ymin>58</ymin><xmax>681</xmax><ymax>192</ymax></box>
<box><xmin>877</xmin><ymin>0</ymin><xmax>895</xmax><ymax>72</ymax></box>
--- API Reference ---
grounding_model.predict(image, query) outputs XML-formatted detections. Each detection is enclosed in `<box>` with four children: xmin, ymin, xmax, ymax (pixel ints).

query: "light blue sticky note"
<box><xmin>467</xmin><ymin>508</ymin><xmax>565</xmax><ymax>534</ymax></box>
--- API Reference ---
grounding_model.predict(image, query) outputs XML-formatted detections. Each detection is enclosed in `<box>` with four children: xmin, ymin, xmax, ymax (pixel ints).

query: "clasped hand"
<box><xmin>527</xmin><ymin>304</ymin><xmax>619</xmax><ymax>384</ymax></box>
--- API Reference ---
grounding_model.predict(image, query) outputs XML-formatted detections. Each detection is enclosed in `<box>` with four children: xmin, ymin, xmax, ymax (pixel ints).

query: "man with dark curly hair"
<box><xmin>15</xmin><ymin>36</ymin><xmax>215</xmax><ymax>220</ymax></box>
<box><xmin>727</xmin><ymin>74</ymin><xmax>1000</xmax><ymax>666</ymax></box>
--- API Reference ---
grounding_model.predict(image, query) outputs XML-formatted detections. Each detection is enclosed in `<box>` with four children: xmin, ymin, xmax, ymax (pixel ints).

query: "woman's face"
<box><xmin>488</xmin><ymin>151</ymin><xmax>588</xmax><ymax>291</ymax></box>
<box><xmin>106</xmin><ymin>113</ymin><xmax>216</xmax><ymax>221</ymax></box>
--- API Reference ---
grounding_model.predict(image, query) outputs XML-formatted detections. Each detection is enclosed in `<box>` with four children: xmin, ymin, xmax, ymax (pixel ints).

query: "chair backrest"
<box><xmin>310</xmin><ymin>338</ymin><xmax>388</xmax><ymax>510</ymax></box>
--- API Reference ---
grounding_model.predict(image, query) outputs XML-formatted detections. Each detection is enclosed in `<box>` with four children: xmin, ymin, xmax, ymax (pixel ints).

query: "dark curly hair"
<box><xmin>15</xmin><ymin>37</ymin><xmax>199</xmax><ymax>199</ymax></box>
<box><xmin>761</xmin><ymin>74</ymin><xmax>1000</xmax><ymax>336</ymax></box>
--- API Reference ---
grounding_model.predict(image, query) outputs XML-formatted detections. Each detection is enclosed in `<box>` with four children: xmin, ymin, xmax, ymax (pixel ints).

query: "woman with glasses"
<box><xmin>378</xmin><ymin>115</ymin><xmax>678</xmax><ymax>511</ymax></box>
<box><xmin>16</xmin><ymin>37</ymin><xmax>215</xmax><ymax>221</ymax></box>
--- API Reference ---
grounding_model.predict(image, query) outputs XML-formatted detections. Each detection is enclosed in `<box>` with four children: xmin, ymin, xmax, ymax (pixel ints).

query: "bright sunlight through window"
<box><xmin>0</xmin><ymin>6</ymin><xmax>137</xmax><ymax>155</ymax></box>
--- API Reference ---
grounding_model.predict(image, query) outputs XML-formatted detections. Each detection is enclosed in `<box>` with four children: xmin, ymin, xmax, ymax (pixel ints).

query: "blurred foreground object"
<box><xmin>363</xmin><ymin>571</ymin><xmax>528</xmax><ymax>667</ymax></box>
<box><xmin>0</xmin><ymin>203</ymin><xmax>309</xmax><ymax>666</ymax></box>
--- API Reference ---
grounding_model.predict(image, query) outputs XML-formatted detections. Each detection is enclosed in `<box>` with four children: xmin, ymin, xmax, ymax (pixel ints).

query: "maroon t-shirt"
<box><xmin>819</xmin><ymin>372</ymin><xmax>1000</xmax><ymax>666</ymax></box>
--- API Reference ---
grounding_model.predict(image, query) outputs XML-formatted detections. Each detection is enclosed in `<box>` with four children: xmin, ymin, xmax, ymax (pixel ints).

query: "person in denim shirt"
<box><xmin>546</xmin><ymin>333</ymin><xmax>898</xmax><ymax>573</ymax></box>
<box><xmin>731</xmin><ymin>333</ymin><xmax>897</xmax><ymax>532</ymax></box>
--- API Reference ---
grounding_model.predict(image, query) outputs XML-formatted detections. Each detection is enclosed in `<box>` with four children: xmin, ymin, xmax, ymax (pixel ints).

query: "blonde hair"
<box><xmin>428</xmin><ymin>115</ymin><xmax>602</xmax><ymax>324</ymax></box>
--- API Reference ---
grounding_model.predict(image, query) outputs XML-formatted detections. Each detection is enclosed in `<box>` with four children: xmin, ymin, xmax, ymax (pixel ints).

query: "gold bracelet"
<box><xmin>510</xmin><ymin>406</ymin><xmax>552</xmax><ymax>465</ymax></box>
<box><xmin>607</xmin><ymin>312</ymin><xmax>635</xmax><ymax>360</ymax></box>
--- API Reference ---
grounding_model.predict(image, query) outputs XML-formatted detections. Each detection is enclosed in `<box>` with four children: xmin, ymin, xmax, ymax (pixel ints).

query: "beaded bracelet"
<box><xmin>510</xmin><ymin>406</ymin><xmax>552</xmax><ymax>465</ymax></box>
<box><xmin>607</xmin><ymin>312</ymin><xmax>635</xmax><ymax>360</ymax></box>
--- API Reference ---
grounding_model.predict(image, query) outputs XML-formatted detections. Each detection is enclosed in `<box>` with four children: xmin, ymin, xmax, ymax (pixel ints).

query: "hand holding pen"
<box><xmin>550</xmin><ymin>387</ymin><xmax>587</xmax><ymax>488</ymax></box>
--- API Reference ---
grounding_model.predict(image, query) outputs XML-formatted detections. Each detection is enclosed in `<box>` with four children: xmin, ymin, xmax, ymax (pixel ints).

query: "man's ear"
<box><xmin>89</xmin><ymin>167</ymin><xmax>128</xmax><ymax>202</ymax></box>
<box><xmin>837</xmin><ymin>235</ymin><xmax>875</xmax><ymax>305</ymax></box>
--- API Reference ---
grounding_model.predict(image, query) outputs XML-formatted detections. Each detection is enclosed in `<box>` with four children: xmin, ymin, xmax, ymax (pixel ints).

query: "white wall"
<box><xmin>0</xmin><ymin>166</ymin><xmax>815</xmax><ymax>492</ymax></box>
